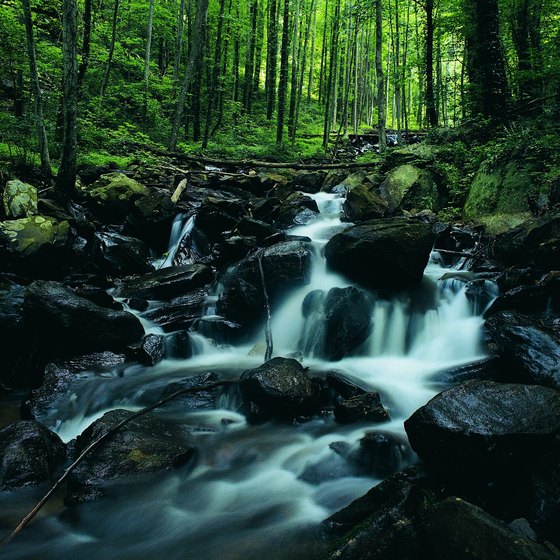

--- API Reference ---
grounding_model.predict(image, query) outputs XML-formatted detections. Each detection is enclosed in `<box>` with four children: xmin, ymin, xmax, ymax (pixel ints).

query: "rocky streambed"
<box><xmin>0</xmin><ymin>161</ymin><xmax>559</xmax><ymax>559</ymax></box>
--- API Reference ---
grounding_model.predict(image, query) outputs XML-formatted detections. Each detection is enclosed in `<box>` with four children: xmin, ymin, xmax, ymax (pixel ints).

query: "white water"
<box><xmin>0</xmin><ymin>190</ymin><xmax>496</xmax><ymax>560</ymax></box>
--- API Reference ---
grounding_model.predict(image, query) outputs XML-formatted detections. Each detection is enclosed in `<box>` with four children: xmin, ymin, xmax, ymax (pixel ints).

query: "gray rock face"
<box><xmin>404</xmin><ymin>380</ymin><xmax>560</xmax><ymax>470</ymax></box>
<box><xmin>325</xmin><ymin>218</ymin><xmax>435</xmax><ymax>293</ymax></box>
<box><xmin>240</xmin><ymin>357</ymin><xmax>321</xmax><ymax>420</ymax></box>
<box><xmin>484</xmin><ymin>311</ymin><xmax>560</xmax><ymax>389</ymax></box>
<box><xmin>24</xmin><ymin>281</ymin><xmax>144</xmax><ymax>356</ymax></box>
<box><xmin>0</xmin><ymin>420</ymin><xmax>66</xmax><ymax>491</ymax></box>
<box><xmin>66</xmin><ymin>409</ymin><xmax>197</xmax><ymax>503</ymax></box>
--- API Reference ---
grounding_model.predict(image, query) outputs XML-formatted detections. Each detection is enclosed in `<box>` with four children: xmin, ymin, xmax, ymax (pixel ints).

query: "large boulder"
<box><xmin>322</xmin><ymin>286</ymin><xmax>374</xmax><ymax>361</ymax></box>
<box><xmin>325</xmin><ymin>218</ymin><xmax>434</xmax><ymax>293</ymax></box>
<box><xmin>275</xmin><ymin>193</ymin><xmax>319</xmax><ymax>228</ymax></box>
<box><xmin>492</xmin><ymin>211</ymin><xmax>560</xmax><ymax>269</ymax></box>
<box><xmin>0</xmin><ymin>420</ymin><xmax>66</xmax><ymax>491</ymax></box>
<box><xmin>144</xmin><ymin>288</ymin><xmax>207</xmax><ymax>332</ymax></box>
<box><xmin>93</xmin><ymin>230</ymin><xmax>153</xmax><ymax>276</ymax></box>
<box><xmin>484</xmin><ymin>311</ymin><xmax>560</xmax><ymax>389</ymax></box>
<box><xmin>334</xmin><ymin>393</ymin><xmax>389</xmax><ymax>424</ymax></box>
<box><xmin>418</xmin><ymin>497</ymin><xmax>557</xmax><ymax>560</ymax></box>
<box><xmin>114</xmin><ymin>264</ymin><xmax>213</xmax><ymax>300</ymax></box>
<box><xmin>24</xmin><ymin>281</ymin><xmax>144</xmax><ymax>356</ymax></box>
<box><xmin>343</xmin><ymin>183</ymin><xmax>388</xmax><ymax>222</ymax></box>
<box><xmin>379</xmin><ymin>164</ymin><xmax>446</xmax><ymax>214</ymax></box>
<box><xmin>217</xmin><ymin>241</ymin><xmax>311</xmax><ymax>338</ymax></box>
<box><xmin>240</xmin><ymin>357</ymin><xmax>321</xmax><ymax>421</ymax></box>
<box><xmin>404</xmin><ymin>380</ymin><xmax>560</xmax><ymax>471</ymax></box>
<box><xmin>66</xmin><ymin>409</ymin><xmax>197</xmax><ymax>503</ymax></box>
<box><xmin>2</xmin><ymin>179</ymin><xmax>38</xmax><ymax>218</ymax></box>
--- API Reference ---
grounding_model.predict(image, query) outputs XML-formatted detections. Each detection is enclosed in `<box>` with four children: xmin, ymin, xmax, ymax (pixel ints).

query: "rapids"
<box><xmin>0</xmin><ymin>190</ymin><xmax>496</xmax><ymax>560</ymax></box>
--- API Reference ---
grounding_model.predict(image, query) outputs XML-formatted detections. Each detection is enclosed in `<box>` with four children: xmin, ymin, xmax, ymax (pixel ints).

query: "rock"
<box><xmin>86</xmin><ymin>172</ymin><xmax>149</xmax><ymax>223</ymax></box>
<box><xmin>357</xmin><ymin>432</ymin><xmax>410</xmax><ymax>478</ymax></box>
<box><xmin>74</xmin><ymin>284</ymin><xmax>123</xmax><ymax>310</ymax></box>
<box><xmin>464</xmin><ymin>279</ymin><xmax>499</xmax><ymax>315</ymax></box>
<box><xmin>430</xmin><ymin>358</ymin><xmax>502</xmax><ymax>385</ymax></box>
<box><xmin>164</xmin><ymin>331</ymin><xmax>193</xmax><ymax>359</ymax></box>
<box><xmin>233</xmin><ymin>216</ymin><xmax>277</xmax><ymax>240</ymax></box>
<box><xmin>144</xmin><ymin>288</ymin><xmax>207</xmax><ymax>332</ymax></box>
<box><xmin>135</xmin><ymin>334</ymin><xmax>165</xmax><ymax>366</ymax></box>
<box><xmin>322</xmin><ymin>286</ymin><xmax>374</xmax><ymax>361</ymax></box>
<box><xmin>2</xmin><ymin>179</ymin><xmax>38</xmax><ymax>218</ymax></box>
<box><xmin>379</xmin><ymin>164</ymin><xmax>446</xmax><ymax>214</ymax></box>
<box><xmin>240</xmin><ymin>357</ymin><xmax>321</xmax><ymax>421</ymax></box>
<box><xmin>24</xmin><ymin>280</ymin><xmax>144</xmax><ymax>357</ymax></box>
<box><xmin>463</xmin><ymin>162</ymin><xmax>539</xmax><ymax>234</ymax></box>
<box><xmin>194</xmin><ymin>197</ymin><xmax>248</xmax><ymax>242</ymax></box>
<box><xmin>343</xmin><ymin>183</ymin><xmax>388</xmax><ymax>222</ymax></box>
<box><xmin>325</xmin><ymin>218</ymin><xmax>435</xmax><ymax>293</ymax></box>
<box><xmin>325</xmin><ymin>373</ymin><xmax>368</xmax><ymax>399</ymax></box>
<box><xmin>66</xmin><ymin>409</ymin><xmax>197</xmax><ymax>503</ymax></box>
<box><xmin>0</xmin><ymin>215</ymin><xmax>70</xmax><ymax>258</ymax></box>
<box><xmin>492</xmin><ymin>211</ymin><xmax>560</xmax><ymax>269</ymax></box>
<box><xmin>24</xmin><ymin>352</ymin><xmax>128</xmax><ymax>421</ymax></box>
<box><xmin>418</xmin><ymin>497</ymin><xmax>557</xmax><ymax>560</ymax></box>
<box><xmin>275</xmin><ymin>193</ymin><xmax>319</xmax><ymax>228</ymax></box>
<box><xmin>216</xmin><ymin>241</ymin><xmax>311</xmax><ymax>339</ymax></box>
<box><xmin>0</xmin><ymin>420</ymin><xmax>65</xmax><ymax>491</ymax></box>
<box><xmin>484</xmin><ymin>311</ymin><xmax>560</xmax><ymax>388</ymax></box>
<box><xmin>334</xmin><ymin>392</ymin><xmax>389</xmax><ymax>424</ymax></box>
<box><xmin>93</xmin><ymin>230</ymin><xmax>153</xmax><ymax>276</ymax></box>
<box><xmin>486</xmin><ymin>283</ymin><xmax>560</xmax><ymax>317</ymax></box>
<box><xmin>404</xmin><ymin>380</ymin><xmax>560</xmax><ymax>471</ymax></box>
<box><xmin>293</xmin><ymin>170</ymin><xmax>327</xmax><ymax>193</ymax></box>
<box><xmin>115</xmin><ymin>264</ymin><xmax>213</xmax><ymax>301</ymax></box>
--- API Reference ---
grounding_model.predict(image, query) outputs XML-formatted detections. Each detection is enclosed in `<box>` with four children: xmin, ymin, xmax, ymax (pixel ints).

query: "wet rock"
<box><xmin>325</xmin><ymin>218</ymin><xmax>434</xmax><ymax>293</ymax></box>
<box><xmin>145</xmin><ymin>288</ymin><xmax>207</xmax><ymax>332</ymax></box>
<box><xmin>135</xmin><ymin>334</ymin><xmax>165</xmax><ymax>366</ymax></box>
<box><xmin>430</xmin><ymin>358</ymin><xmax>502</xmax><ymax>385</ymax></box>
<box><xmin>325</xmin><ymin>373</ymin><xmax>368</xmax><ymax>399</ymax></box>
<box><xmin>484</xmin><ymin>311</ymin><xmax>560</xmax><ymax>388</ymax></box>
<box><xmin>343</xmin><ymin>183</ymin><xmax>388</xmax><ymax>222</ymax></box>
<box><xmin>334</xmin><ymin>392</ymin><xmax>389</xmax><ymax>424</ymax></box>
<box><xmin>24</xmin><ymin>352</ymin><xmax>128</xmax><ymax>421</ymax></box>
<box><xmin>66</xmin><ymin>409</ymin><xmax>197</xmax><ymax>503</ymax></box>
<box><xmin>74</xmin><ymin>284</ymin><xmax>123</xmax><ymax>310</ymax></box>
<box><xmin>195</xmin><ymin>197</ymin><xmax>248</xmax><ymax>242</ymax></box>
<box><xmin>486</xmin><ymin>282</ymin><xmax>560</xmax><ymax>317</ymax></box>
<box><xmin>240</xmin><ymin>357</ymin><xmax>321</xmax><ymax>421</ymax></box>
<box><xmin>493</xmin><ymin>210</ymin><xmax>560</xmax><ymax>269</ymax></box>
<box><xmin>217</xmin><ymin>241</ymin><xmax>311</xmax><ymax>339</ymax></box>
<box><xmin>404</xmin><ymin>380</ymin><xmax>560</xmax><ymax>471</ymax></box>
<box><xmin>233</xmin><ymin>217</ymin><xmax>277</xmax><ymax>240</ymax></box>
<box><xmin>24</xmin><ymin>280</ymin><xmax>144</xmax><ymax>356</ymax></box>
<box><xmin>293</xmin><ymin>170</ymin><xmax>327</xmax><ymax>193</ymax></box>
<box><xmin>464</xmin><ymin>279</ymin><xmax>498</xmax><ymax>314</ymax></box>
<box><xmin>164</xmin><ymin>331</ymin><xmax>193</xmax><ymax>359</ymax></box>
<box><xmin>357</xmin><ymin>432</ymin><xmax>410</xmax><ymax>478</ymax></box>
<box><xmin>275</xmin><ymin>193</ymin><xmax>319</xmax><ymax>228</ymax></box>
<box><xmin>322</xmin><ymin>286</ymin><xmax>373</xmax><ymax>361</ymax></box>
<box><xmin>2</xmin><ymin>179</ymin><xmax>38</xmax><ymax>218</ymax></box>
<box><xmin>0</xmin><ymin>420</ymin><xmax>66</xmax><ymax>491</ymax></box>
<box><xmin>418</xmin><ymin>497</ymin><xmax>557</xmax><ymax>560</ymax></box>
<box><xmin>115</xmin><ymin>264</ymin><xmax>213</xmax><ymax>301</ymax></box>
<box><xmin>93</xmin><ymin>231</ymin><xmax>153</xmax><ymax>276</ymax></box>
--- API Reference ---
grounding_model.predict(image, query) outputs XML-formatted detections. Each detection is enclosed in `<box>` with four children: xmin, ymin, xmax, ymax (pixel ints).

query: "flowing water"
<box><xmin>0</xmin><ymin>191</ymin><xmax>496</xmax><ymax>560</ymax></box>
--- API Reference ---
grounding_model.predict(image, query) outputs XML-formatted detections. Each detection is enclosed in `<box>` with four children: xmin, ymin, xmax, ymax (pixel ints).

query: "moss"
<box><xmin>0</xmin><ymin>216</ymin><xmax>69</xmax><ymax>256</ymax></box>
<box><xmin>88</xmin><ymin>172</ymin><xmax>149</xmax><ymax>202</ymax></box>
<box><xmin>3</xmin><ymin>179</ymin><xmax>38</xmax><ymax>219</ymax></box>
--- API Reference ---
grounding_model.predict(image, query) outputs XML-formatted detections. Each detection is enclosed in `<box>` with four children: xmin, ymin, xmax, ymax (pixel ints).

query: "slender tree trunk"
<box><xmin>253</xmin><ymin>1</ymin><xmax>265</xmax><ymax>96</ymax></box>
<box><xmin>233</xmin><ymin>3</ymin><xmax>240</xmax><ymax>102</ymax></box>
<box><xmin>57</xmin><ymin>0</ymin><xmax>78</xmax><ymax>198</ymax></box>
<box><xmin>169</xmin><ymin>0</ymin><xmax>209</xmax><ymax>151</ymax></box>
<box><xmin>173</xmin><ymin>0</ymin><xmax>186</xmax><ymax>85</ymax></box>
<box><xmin>243</xmin><ymin>0</ymin><xmax>258</xmax><ymax>111</ymax></box>
<box><xmin>318</xmin><ymin>0</ymin><xmax>329</xmax><ymax>104</ymax></box>
<box><xmin>425</xmin><ymin>0</ymin><xmax>438</xmax><ymax>127</ymax></box>
<box><xmin>376</xmin><ymin>0</ymin><xmax>386</xmax><ymax>153</ymax></box>
<box><xmin>307</xmin><ymin>7</ymin><xmax>317</xmax><ymax>101</ymax></box>
<box><xmin>394</xmin><ymin>0</ymin><xmax>402</xmax><ymax>142</ymax></box>
<box><xmin>100</xmin><ymin>0</ymin><xmax>119</xmax><ymax>97</ymax></box>
<box><xmin>288</xmin><ymin>0</ymin><xmax>301</xmax><ymax>140</ymax></box>
<box><xmin>143</xmin><ymin>0</ymin><xmax>155</xmax><ymax>118</ymax></box>
<box><xmin>276</xmin><ymin>0</ymin><xmax>290</xmax><ymax>144</ymax></box>
<box><xmin>22</xmin><ymin>0</ymin><xmax>51</xmax><ymax>176</ymax></box>
<box><xmin>77</xmin><ymin>0</ymin><xmax>92</xmax><ymax>90</ymax></box>
<box><xmin>265</xmin><ymin>0</ymin><xmax>278</xmax><ymax>119</ymax></box>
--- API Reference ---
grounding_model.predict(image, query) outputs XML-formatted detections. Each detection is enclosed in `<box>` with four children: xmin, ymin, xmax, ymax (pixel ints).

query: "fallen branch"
<box><xmin>2</xmin><ymin>378</ymin><xmax>237</xmax><ymax>546</ymax></box>
<box><xmin>257</xmin><ymin>249</ymin><xmax>274</xmax><ymax>362</ymax></box>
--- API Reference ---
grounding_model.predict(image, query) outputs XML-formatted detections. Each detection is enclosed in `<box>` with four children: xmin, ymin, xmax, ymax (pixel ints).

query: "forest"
<box><xmin>0</xmin><ymin>0</ymin><xmax>560</xmax><ymax>560</ymax></box>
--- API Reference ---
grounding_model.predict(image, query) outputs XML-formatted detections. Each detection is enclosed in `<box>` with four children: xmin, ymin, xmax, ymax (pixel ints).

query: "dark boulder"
<box><xmin>293</xmin><ymin>170</ymin><xmax>327</xmax><ymax>193</ymax></box>
<box><xmin>325</xmin><ymin>373</ymin><xmax>368</xmax><ymax>399</ymax></box>
<box><xmin>357</xmin><ymin>432</ymin><xmax>411</xmax><ymax>478</ymax></box>
<box><xmin>275</xmin><ymin>193</ymin><xmax>319</xmax><ymax>228</ymax></box>
<box><xmin>216</xmin><ymin>241</ymin><xmax>311</xmax><ymax>339</ymax></box>
<box><xmin>418</xmin><ymin>497</ymin><xmax>557</xmax><ymax>560</ymax></box>
<box><xmin>24</xmin><ymin>281</ymin><xmax>144</xmax><ymax>357</ymax></box>
<box><xmin>134</xmin><ymin>334</ymin><xmax>166</xmax><ymax>366</ymax></box>
<box><xmin>325</xmin><ymin>218</ymin><xmax>435</xmax><ymax>293</ymax></box>
<box><xmin>93</xmin><ymin>230</ymin><xmax>153</xmax><ymax>276</ymax></box>
<box><xmin>114</xmin><ymin>264</ymin><xmax>213</xmax><ymax>301</ymax></box>
<box><xmin>194</xmin><ymin>197</ymin><xmax>248</xmax><ymax>242</ymax></box>
<box><xmin>484</xmin><ymin>311</ymin><xmax>560</xmax><ymax>388</ymax></box>
<box><xmin>144</xmin><ymin>288</ymin><xmax>207</xmax><ymax>332</ymax></box>
<box><xmin>404</xmin><ymin>380</ymin><xmax>560</xmax><ymax>471</ymax></box>
<box><xmin>343</xmin><ymin>183</ymin><xmax>389</xmax><ymax>222</ymax></box>
<box><xmin>430</xmin><ymin>357</ymin><xmax>502</xmax><ymax>385</ymax></box>
<box><xmin>66</xmin><ymin>409</ymin><xmax>197</xmax><ymax>503</ymax></box>
<box><xmin>240</xmin><ymin>357</ymin><xmax>321</xmax><ymax>421</ymax></box>
<box><xmin>493</xmin><ymin>211</ymin><xmax>560</xmax><ymax>270</ymax></box>
<box><xmin>486</xmin><ymin>281</ymin><xmax>560</xmax><ymax>317</ymax></box>
<box><xmin>322</xmin><ymin>286</ymin><xmax>374</xmax><ymax>361</ymax></box>
<box><xmin>0</xmin><ymin>420</ymin><xmax>66</xmax><ymax>491</ymax></box>
<box><xmin>334</xmin><ymin>392</ymin><xmax>389</xmax><ymax>424</ymax></box>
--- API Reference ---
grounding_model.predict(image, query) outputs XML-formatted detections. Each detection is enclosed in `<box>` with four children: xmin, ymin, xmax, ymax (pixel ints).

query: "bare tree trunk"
<box><xmin>276</xmin><ymin>0</ymin><xmax>290</xmax><ymax>144</ymax></box>
<box><xmin>22</xmin><ymin>0</ymin><xmax>51</xmax><ymax>176</ymax></box>
<box><xmin>173</xmin><ymin>0</ymin><xmax>186</xmax><ymax>85</ymax></box>
<box><xmin>376</xmin><ymin>0</ymin><xmax>386</xmax><ymax>153</ymax></box>
<box><xmin>287</xmin><ymin>0</ymin><xmax>301</xmax><ymax>140</ymax></box>
<box><xmin>77</xmin><ymin>0</ymin><xmax>92</xmax><ymax>90</ymax></box>
<box><xmin>425</xmin><ymin>0</ymin><xmax>438</xmax><ymax>127</ymax></box>
<box><xmin>143</xmin><ymin>0</ymin><xmax>155</xmax><ymax>118</ymax></box>
<box><xmin>265</xmin><ymin>0</ymin><xmax>278</xmax><ymax>119</ymax></box>
<box><xmin>169</xmin><ymin>0</ymin><xmax>209</xmax><ymax>151</ymax></box>
<box><xmin>100</xmin><ymin>0</ymin><xmax>119</xmax><ymax>98</ymax></box>
<box><xmin>57</xmin><ymin>0</ymin><xmax>78</xmax><ymax>198</ymax></box>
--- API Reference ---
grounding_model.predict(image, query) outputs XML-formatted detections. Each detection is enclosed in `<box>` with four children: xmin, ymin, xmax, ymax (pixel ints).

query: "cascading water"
<box><xmin>0</xmin><ymin>190</ymin><xmax>497</xmax><ymax>560</ymax></box>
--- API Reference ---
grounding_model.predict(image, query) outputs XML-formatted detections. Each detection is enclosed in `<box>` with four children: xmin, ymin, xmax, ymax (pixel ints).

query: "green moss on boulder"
<box><xmin>3</xmin><ymin>179</ymin><xmax>38</xmax><ymax>219</ymax></box>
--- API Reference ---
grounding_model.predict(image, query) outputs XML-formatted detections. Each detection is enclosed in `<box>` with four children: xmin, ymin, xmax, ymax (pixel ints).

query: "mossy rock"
<box><xmin>86</xmin><ymin>172</ymin><xmax>150</xmax><ymax>222</ymax></box>
<box><xmin>464</xmin><ymin>162</ymin><xmax>541</xmax><ymax>234</ymax></box>
<box><xmin>343</xmin><ymin>182</ymin><xmax>388</xmax><ymax>222</ymax></box>
<box><xmin>3</xmin><ymin>179</ymin><xmax>38</xmax><ymax>219</ymax></box>
<box><xmin>0</xmin><ymin>215</ymin><xmax>70</xmax><ymax>257</ymax></box>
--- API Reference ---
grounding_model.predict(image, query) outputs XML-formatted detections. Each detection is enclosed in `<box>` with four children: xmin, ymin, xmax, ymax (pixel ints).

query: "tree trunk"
<box><xmin>143</xmin><ymin>0</ymin><xmax>155</xmax><ymax>118</ymax></box>
<box><xmin>169</xmin><ymin>0</ymin><xmax>209</xmax><ymax>151</ymax></box>
<box><xmin>173</xmin><ymin>0</ymin><xmax>186</xmax><ymax>85</ymax></box>
<box><xmin>243</xmin><ymin>0</ymin><xmax>258</xmax><ymax>111</ymax></box>
<box><xmin>57</xmin><ymin>0</ymin><xmax>78</xmax><ymax>198</ymax></box>
<box><xmin>265</xmin><ymin>0</ymin><xmax>278</xmax><ymax>119</ymax></box>
<box><xmin>287</xmin><ymin>0</ymin><xmax>301</xmax><ymax>140</ymax></box>
<box><xmin>77</xmin><ymin>0</ymin><xmax>92</xmax><ymax>90</ymax></box>
<box><xmin>100</xmin><ymin>0</ymin><xmax>119</xmax><ymax>98</ymax></box>
<box><xmin>425</xmin><ymin>0</ymin><xmax>438</xmax><ymax>127</ymax></box>
<box><xmin>22</xmin><ymin>0</ymin><xmax>51</xmax><ymax>176</ymax></box>
<box><xmin>276</xmin><ymin>0</ymin><xmax>290</xmax><ymax>144</ymax></box>
<box><xmin>376</xmin><ymin>0</ymin><xmax>386</xmax><ymax>153</ymax></box>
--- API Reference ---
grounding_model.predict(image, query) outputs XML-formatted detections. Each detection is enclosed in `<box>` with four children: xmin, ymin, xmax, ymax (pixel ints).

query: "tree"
<box><xmin>276</xmin><ymin>0</ymin><xmax>290</xmax><ymax>144</ymax></box>
<box><xmin>376</xmin><ymin>0</ymin><xmax>387</xmax><ymax>153</ymax></box>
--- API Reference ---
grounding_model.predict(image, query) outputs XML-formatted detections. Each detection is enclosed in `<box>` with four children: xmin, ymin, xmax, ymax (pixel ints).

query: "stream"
<box><xmin>0</xmin><ymin>190</ymin><xmax>495</xmax><ymax>560</ymax></box>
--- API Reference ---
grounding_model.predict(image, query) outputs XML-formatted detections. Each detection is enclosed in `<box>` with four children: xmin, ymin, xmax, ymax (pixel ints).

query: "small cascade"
<box><xmin>153</xmin><ymin>214</ymin><xmax>195</xmax><ymax>269</ymax></box>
